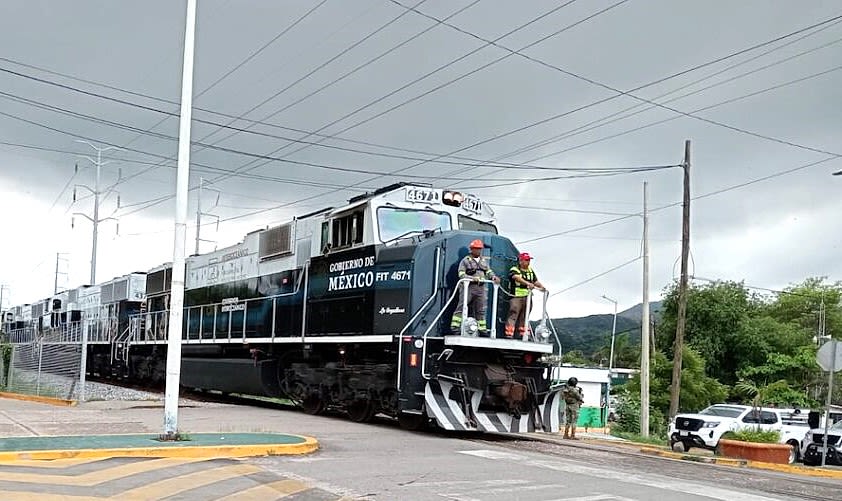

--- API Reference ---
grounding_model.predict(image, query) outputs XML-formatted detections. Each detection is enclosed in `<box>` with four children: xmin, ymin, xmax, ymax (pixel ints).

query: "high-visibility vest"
<box><xmin>509</xmin><ymin>266</ymin><xmax>536</xmax><ymax>297</ymax></box>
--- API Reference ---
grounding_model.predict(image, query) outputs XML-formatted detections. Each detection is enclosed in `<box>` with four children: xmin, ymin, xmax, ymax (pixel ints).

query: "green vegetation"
<box><xmin>556</xmin><ymin>277</ymin><xmax>841</xmax><ymax>432</ymax></box>
<box><xmin>728</xmin><ymin>428</ymin><xmax>781</xmax><ymax>444</ymax></box>
<box><xmin>610</xmin><ymin>430</ymin><xmax>668</xmax><ymax>446</ymax></box>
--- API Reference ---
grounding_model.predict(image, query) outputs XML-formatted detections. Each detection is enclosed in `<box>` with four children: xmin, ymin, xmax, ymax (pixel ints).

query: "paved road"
<box><xmin>2</xmin><ymin>397</ymin><xmax>838</xmax><ymax>500</ymax></box>
<box><xmin>250</xmin><ymin>414</ymin><xmax>839</xmax><ymax>501</ymax></box>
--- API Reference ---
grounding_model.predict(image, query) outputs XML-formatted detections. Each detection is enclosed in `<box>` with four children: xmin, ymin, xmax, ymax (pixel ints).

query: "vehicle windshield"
<box><xmin>377</xmin><ymin>207</ymin><xmax>451</xmax><ymax>243</ymax></box>
<box><xmin>699</xmin><ymin>406</ymin><xmax>745</xmax><ymax>418</ymax></box>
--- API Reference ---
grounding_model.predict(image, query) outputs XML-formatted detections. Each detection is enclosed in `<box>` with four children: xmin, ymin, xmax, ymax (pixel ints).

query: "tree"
<box><xmin>657</xmin><ymin>280</ymin><xmax>759</xmax><ymax>385</ymax></box>
<box><xmin>561</xmin><ymin>350</ymin><xmax>589</xmax><ymax>366</ymax></box>
<box><xmin>768</xmin><ymin>277</ymin><xmax>842</xmax><ymax>339</ymax></box>
<box><xmin>592</xmin><ymin>332</ymin><xmax>640</xmax><ymax>369</ymax></box>
<box><xmin>627</xmin><ymin>347</ymin><xmax>728</xmax><ymax>421</ymax></box>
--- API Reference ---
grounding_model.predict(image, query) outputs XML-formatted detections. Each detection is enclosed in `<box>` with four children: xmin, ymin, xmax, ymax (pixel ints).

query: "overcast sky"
<box><xmin>0</xmin><ymin>0</ymin><xmax>840</xmax><ymax>319</ymax></box>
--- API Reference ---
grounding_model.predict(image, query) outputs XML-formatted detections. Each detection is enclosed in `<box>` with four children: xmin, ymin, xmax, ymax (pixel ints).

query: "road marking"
<box><xmin>457</xmin><ymin>449</ymin><xmax>786</xmax><ymax>501</ymax></box>
<box><xmin>412</xmin><ymin>479</ymin><xmax>529</xmax><ymax>487</ymax></box>
<box><xmin>0</xmin><ymin>457</ymin><xmax>346</xmax><ymax>500</ymax></box>
<box><xmin>216</xmin><ymin>478</ymin><xmax>311</xmax><ymax>500</ymax></box>
<box><xmin>443</xmin><ymin>483</ymin><xmax>566</xmax><ymax>497</ymax></box>
<box><xmin>118</xmin><ymin>463</ymin><xmax>260</xmax><ymax>499</ymax></box>
<box><xmin>0</xmin><ymin>457</ymin><xmax>203</xmax><ymax>486</ymax></box>
<box><xmin>541</xmin><ymin>496</ymin><xmax>636</xmax><ymax>501</ymax></box>
<box><xmin>456</xmin><ymin>449</ymin><xmax>526</xmax><ymax>461</ymax></box>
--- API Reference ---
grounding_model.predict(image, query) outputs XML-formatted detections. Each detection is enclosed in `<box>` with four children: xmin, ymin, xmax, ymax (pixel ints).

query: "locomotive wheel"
<box><xmin>302</xmin><ymin>395</ymin><xmax>324</xmax><ymax>415</ymax></box>
<box><xmin>347</xmin><ymin>399</ymin><xmax>376</xmax><ymax>423</ymax></box>
<box><xmin>398</xmin><ymin>411</ymin><xmax>428</xmax><ymax>431</ymax></box>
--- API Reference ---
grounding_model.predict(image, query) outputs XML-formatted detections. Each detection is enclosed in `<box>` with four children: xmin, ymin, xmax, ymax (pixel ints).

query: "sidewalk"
<box><xmin>528</xmin><ymin>430</ymin><xmax>842</xmax><ymax>479</ymax></box>
<box><xmin>0</xmin><ymin>396</ymin><xmax>318</xmax><ymax>460</ymax></box>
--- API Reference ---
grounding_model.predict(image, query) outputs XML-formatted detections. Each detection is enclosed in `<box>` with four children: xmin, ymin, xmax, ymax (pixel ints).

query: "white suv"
<box><xmin>668</xmin><ymin>404</ymin><xmax>808</xmax><ymax>463</ymax></box>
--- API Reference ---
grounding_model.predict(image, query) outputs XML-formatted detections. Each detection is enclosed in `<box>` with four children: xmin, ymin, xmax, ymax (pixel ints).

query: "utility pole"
<box><xmin>641</xmin><ymin>181</ymin><xmax>650</xmax><ymax>436</ymax></box>
<box><xmin>72</xmin><ymin>143</ymin><xmax>123</xmax><ymax>284</ymax></box>
<box><xmin>54</xmin><ymin>253</ymin><xmax>69</xmax><ymax>294</ymax></box>
<box><xmin>602</xmin><ymin>294</ymin><xmax>618</xmax><ymax>426</ymax></box>
<box><xmin>669</xmin><ymin>140</ymin><xmax>692</xmax><ymax>419</ymax></box>
<box><xmin>164</xmin><ymin>0</ymin><xmax>197</xmax><ymax>438</ymax></box>
<box><xmin>194</xmin><ymin>177</ymin><xmax>220</xmax><ymax>255</ymax></box>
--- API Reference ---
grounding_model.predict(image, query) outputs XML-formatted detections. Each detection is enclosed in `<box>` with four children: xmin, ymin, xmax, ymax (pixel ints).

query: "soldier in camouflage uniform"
<box><xmin>562</xmin><ymin>377</ymin><xmax>584</xmax><ymax>439</ymax></box>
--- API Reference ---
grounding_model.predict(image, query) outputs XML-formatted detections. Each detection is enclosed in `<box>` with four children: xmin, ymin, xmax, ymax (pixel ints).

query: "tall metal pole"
<box><xmin>821</xmin><ymin>340</ymin><xmax>836</xmax><ymax>468</ymax></box>
<box><xmin>91</xmin><ymin>148</ymin><xmax>101</xmax><ymax>285</ymax></box>
<box><xmin>164</xmin><ymin>0</ymin><xmax>197</xmax><ymax>437</ymax></box>
<box><xmin>195</xmin><ymin>177</ymin><xmax>203</xmax><ymax>255</ymax></box>
<box><xmin>602</xmin><ymin>295</ymin><xmax>618</xmax><ymax>427</ymax></box>
<box><xmin>641</xmin><ymin>181</ymin><xmax>651</xmax><ymax>436</ymax></box>
<box><xmin>669</xmin><ymin>140</ymin><xmax>691</xmax><ymax>420</ymax></box>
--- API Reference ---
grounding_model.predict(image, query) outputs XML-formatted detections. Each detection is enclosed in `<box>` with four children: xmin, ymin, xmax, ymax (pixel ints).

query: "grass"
<box><xmin>609</xmin><ymin>429</ymin><xmax>668</xmax><ymax>447</ymax></box>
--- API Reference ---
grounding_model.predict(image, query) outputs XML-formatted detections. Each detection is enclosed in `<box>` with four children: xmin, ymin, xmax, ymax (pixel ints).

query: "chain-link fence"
<box><xmin>6</xmin><ymin>340</ymin><xmax>82</xmax><ymax>401</ymax></box>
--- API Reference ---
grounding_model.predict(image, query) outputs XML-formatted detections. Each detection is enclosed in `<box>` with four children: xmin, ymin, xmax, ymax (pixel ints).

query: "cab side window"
<box><xmin>742</xmin><ymin>411</ymin><xmax>760</xmax><ymax>424</ymax></box>
<box><xmin>760</xmin><ymin>411</ymin><xmax>778</xmax><ymax>425</ymax></box>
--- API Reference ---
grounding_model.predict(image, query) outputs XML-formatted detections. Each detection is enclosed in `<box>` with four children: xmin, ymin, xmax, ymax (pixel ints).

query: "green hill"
<box><xmin>544</xmin><ymin>301</ymin><xmax>664</xmax><ymax>363</ymax></box>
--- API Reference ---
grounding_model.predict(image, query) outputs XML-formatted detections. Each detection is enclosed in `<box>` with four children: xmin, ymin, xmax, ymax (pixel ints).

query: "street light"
<box><xmin>601</xmin><ymin>295</ymin><xmax>618</xmax><ymax>415</ymax></box>
<box><xmin>833</xmin><ymin>170</ymin><xmax>841</xmax><ymax>176</ymax></box>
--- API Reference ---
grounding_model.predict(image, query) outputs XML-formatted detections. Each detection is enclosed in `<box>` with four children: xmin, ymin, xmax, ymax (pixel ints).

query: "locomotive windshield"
<box><xmin>458</xmin><ymin>215</ymin><xmax>498</xmax><ymax>234</ymax></box>
<box><xmin>377</xmin><ymin>207</ymin><xmax>451</xmax><ymax>242</ymax></box>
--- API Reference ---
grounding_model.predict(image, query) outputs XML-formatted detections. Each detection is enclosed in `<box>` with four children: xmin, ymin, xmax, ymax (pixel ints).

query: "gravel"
<box><xmin>7</xmin><ymin>370</ymin><xmax>160</xmax><ymax>401</ymax></box>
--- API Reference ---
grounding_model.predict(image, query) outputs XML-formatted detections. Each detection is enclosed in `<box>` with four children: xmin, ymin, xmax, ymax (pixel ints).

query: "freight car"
<box><xmin>6</xmin><ymin>183</ymin><xmax>563</xmax><ymax>433</ymax></box>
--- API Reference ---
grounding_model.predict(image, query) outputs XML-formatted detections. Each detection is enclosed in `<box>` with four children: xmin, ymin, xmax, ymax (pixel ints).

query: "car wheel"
<box><xmin>787</xmin><ymin>441</ymin><xmax>799</xmax><ymax>464</ymax></box>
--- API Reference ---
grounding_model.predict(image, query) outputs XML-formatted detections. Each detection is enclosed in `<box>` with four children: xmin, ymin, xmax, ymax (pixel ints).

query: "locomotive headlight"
<box><xmin>535</xmin><ymin>325</ymin><xmax>550</xmax><ymax>340</ymax></box>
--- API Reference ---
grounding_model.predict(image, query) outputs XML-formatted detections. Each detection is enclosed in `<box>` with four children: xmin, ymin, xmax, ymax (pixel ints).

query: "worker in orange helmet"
<box><xmin>505</xmin><ymin>252</ymin><xmax>545</xmax><ymax>338</ymax></box>
<box><xmin>451</xmin><ymin>239</ymin><xmax>499</xmax><ymax>335</ymax></box>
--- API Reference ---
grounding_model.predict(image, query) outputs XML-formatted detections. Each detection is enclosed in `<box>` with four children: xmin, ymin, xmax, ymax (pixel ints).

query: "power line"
<box><xmin>462</xmin><ymin>64</ymin><xmax>842</xmax><ymax>191</ymax></box>
<box><xmin>1</xmin><ymin>88</ymin><xmax>675</xmax><ymax>184</ymax></box>
<box><xmin>0</xmin><ymin>109</ymin><xmax>381</xmax><ymax>193</ymax></box>
<box><xmin>0</xmin><ymin>54</ymin><xmax>566</xmax><ymax>167</ymax></box>
<box><xmin>549</xmin><ymin>257</ymin><xmax>641</xmax><ymax>297</ymax></box>
<box><xmin>88</xmin><ymin>0</ymin><xmax>336</xmax><ymax>184</ymax></box>
<box><xmin>393</xmin><ymin>2</ymin><xmax>842</xmax><ymax>159</ymax></box>
<box><xmin>0</xmin><ymin>61</ymin><xmax>642</xmax><ymax>172</ymax></box>
<box><xmin>487</xmin><ymin>202</ymin><xmax>635</xmax><ymax>217</ymax></box>
<box><xmin>117</xmin><ymin>1</ymin><xmax>591</xmax><ymax>222</ymax></box>
<box><xmin>453</xmin><ymin>27</ymin><xmax>842</xmax><ymax>181</ymax></box>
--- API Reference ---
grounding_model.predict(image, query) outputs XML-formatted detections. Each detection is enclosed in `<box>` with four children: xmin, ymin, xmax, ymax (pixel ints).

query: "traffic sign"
<box><xmin>817</xmin><ymin>340</ymin><xmax>842</xmax><ymax>373</ymax></box>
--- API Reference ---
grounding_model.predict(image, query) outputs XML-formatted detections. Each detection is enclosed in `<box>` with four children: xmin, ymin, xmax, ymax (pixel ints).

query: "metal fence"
<box><xmin>6</xmin><ymin>340</ymin><xmax>82</xmax><ymax>400</ymax></box>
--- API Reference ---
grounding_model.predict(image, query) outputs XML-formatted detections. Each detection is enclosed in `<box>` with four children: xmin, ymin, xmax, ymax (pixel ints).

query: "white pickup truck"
<box><xmin>668</xmin><ymin>404</ymin><xmax>810</xmax><ymax>463</ymax></box>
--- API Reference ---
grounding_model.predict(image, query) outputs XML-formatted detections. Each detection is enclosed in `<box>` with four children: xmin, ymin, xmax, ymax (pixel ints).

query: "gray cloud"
<box><xmin>0</xmin><ymin>0</ymin><xmax>840</xmax><ymax>316</ymax></box>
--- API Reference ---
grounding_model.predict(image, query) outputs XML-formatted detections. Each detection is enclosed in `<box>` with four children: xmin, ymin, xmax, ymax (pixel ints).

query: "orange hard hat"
<box><xmin>469</xmin><ymin>239</ymin><xmax>484</xmax><ymax>249</ymax></box>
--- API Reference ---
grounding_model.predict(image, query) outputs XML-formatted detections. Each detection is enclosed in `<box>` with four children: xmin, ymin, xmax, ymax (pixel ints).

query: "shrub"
<box><xmin>728</xmin><ymin>428</ymin><xmax>781</xmax><ymax>444</ymax></box>
<box><xmin>612</xmin><ymin>391</ymin><xmax>667</xmax><ymax>438</ymax></box>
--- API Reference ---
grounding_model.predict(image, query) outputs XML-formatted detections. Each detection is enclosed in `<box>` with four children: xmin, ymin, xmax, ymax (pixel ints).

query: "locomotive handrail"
<box><xmin>420</xmin><ymin>277</ymin><xmax>494</xmax><ymax>379</ymax></box>
<box><xmin>396</xmin><ymin>247</ymin><xmax>441</xmax><ymax>391</ymax></box>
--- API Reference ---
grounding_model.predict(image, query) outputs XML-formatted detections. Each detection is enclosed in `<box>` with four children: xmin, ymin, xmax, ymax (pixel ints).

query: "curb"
<box><xmin>0</xmin><ymin>391</ymin><xmax>77</xmax><ymax>407</ymax></box>
<box><xmin>0</xmin><ymin>436</ymin><xmax>320</xmax><ymax>461</ymax></box>
<box><xmin>638</xmin><ymin>446</ymin><xmax>842</xmax><ymax>479</ymax></box>
<box><xmin>639</xmin><ymin>446</ymin><xmax>746</xmax><ymax>466</ymax></box>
